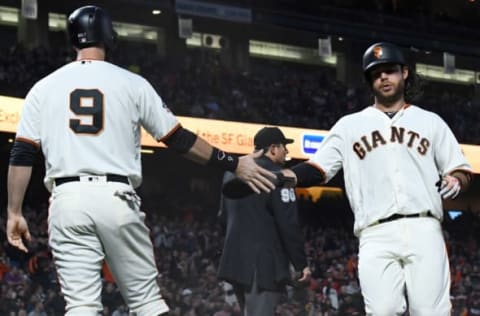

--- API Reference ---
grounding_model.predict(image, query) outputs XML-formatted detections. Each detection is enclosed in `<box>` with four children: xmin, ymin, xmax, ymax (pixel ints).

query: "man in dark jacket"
<box><xmin>217</xmin><ymin>127</ymin><xmax>311</xmax><ymax>316</ymax></box>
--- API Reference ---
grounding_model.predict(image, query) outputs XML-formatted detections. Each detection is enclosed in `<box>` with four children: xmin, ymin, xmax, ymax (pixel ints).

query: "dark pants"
<box><xmin>233</xmin><ymin>273</ymin><xmax>282</xmax><ymax>316</ymax></box>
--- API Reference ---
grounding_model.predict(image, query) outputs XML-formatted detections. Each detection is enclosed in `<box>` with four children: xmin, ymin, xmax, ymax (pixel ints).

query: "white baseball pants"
<box><xmin>48</xmin><ymin>179</ymin><xmax>169</xmax><ymax>316</ymax></box>
<box><xmin>358</xmin><ymin>216</ymin><xmax>451</xmax><ymax>316</ymax></box>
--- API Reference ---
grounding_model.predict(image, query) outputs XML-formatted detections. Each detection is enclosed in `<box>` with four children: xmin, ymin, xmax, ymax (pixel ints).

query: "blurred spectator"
<box><xmin>0</xmin><ymin>45</ymin><xmax>478</xmax><ymax>144</ymax></box>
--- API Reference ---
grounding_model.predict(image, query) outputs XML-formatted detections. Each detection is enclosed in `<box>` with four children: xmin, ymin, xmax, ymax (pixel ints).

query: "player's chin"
<box><xmin>374</xmin><ymin>87</ymin><xmax>394</xmax><ymax>96</ymax></box>
<box><xmin>374</xmin><ymin>89</ymin><xmax>402</xmax><ymax>104</ymax></box>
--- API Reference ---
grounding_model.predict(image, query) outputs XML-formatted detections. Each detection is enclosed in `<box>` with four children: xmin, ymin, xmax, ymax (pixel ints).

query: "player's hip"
<box><xmin>49</xmin><ymin>180</ymin><xmax>143</xmax><ymax>226</ymax></box>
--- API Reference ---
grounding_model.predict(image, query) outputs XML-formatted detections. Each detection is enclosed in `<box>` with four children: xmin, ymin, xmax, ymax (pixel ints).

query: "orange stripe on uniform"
<box><xmin>15</xmin><ymin>137</ymin><xmax>40</xmax><ymax>150</ymax></box>
<box><xmin>157</xmin><ymin>123</ymin><xmax>182</xmax><ymax>143</ymax></box>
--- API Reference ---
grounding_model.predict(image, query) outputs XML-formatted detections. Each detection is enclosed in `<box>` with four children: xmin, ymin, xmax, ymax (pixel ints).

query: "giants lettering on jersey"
<box><xmin>353</xmin><ymin>126</ymin><xmax>430</xmax><ymax>159</ymax></box>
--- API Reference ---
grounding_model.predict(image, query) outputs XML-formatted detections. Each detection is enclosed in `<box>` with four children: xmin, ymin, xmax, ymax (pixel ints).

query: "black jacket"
<box><xmin>217</xmin><ymin>156</ymin><xmax>308</xmax><ymax>291</ymax></box>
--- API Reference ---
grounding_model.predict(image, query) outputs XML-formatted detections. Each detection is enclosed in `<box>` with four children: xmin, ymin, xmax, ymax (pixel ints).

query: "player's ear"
<box><xmin>269</xmin><ymin>144</ymin><xmax>276</xmax><ymax>155</ymax></box>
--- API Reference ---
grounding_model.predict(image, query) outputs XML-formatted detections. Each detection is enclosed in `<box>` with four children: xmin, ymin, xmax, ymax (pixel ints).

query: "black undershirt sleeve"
<box><xmin>162</xmin><ymin>126</ymin><xmax>197</xmax><ymax>154</ymax></box>
<box><xmin>9</xmin><ymin>140</ymin><xmax>38</xmax><ymax>166</ymax></box>
<box><xmin>291</xmin><ymin>162</ymin><xmax>325</xmax><ymax>187</ymax></box>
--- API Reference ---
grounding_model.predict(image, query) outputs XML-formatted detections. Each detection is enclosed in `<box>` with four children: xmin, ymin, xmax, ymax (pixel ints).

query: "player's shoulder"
<box><xmin>111</xmin><ymin>63</ymin><xmax>153</xmax><ymax>89</ymax></box>
<box><xmin>348</xmin><ymin>105</ymin><xmax>375</xmax><ymax>119</ymax></box>
<box><xmin>30</xmin><ymin>63</ymin><xmax>70</xmax><ymax>90</ymax></box>
<box><xmin>97</xmin><ymin>61</ymin><xmax>147</xmax><ymax>82</ymax></box>
<box><xmin>406</xmin><ymin>104</ymin><xmax>428</xmax><ymax>114</ymax></box>
<box><xmin>63</xmin><ymin>60</ymin><xmax>148</xmax><ymax>82</ymax></box>
<box><xmin>406</xmin><ymin>104</ymin><xmax>444</xmax><ymax>121</ymax></box>
<box><xmin>333</xmin><ymin>106</ymin><xmax>370</xmax><ymax>127</ymax></box>
<box><xmin>23</xmin><ymin>64</ymin><xmax>69</xmax><ymax>101</ymax></box>
<box><xmin>87</xmin><ymin>61</ymin><xmax>153</xmax><ymax>92</ymax></box>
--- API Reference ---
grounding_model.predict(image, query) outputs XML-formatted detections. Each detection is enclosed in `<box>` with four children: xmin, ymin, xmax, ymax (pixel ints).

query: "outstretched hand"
<box><xmin>6</xmin><ymin>213</ymin><xmax>31</xmax><ymax>253</ymax></box>
<box><xmin>235</xmin><ymin>150</ymin><xmax>276</xmax><ymax>194</ymax></box>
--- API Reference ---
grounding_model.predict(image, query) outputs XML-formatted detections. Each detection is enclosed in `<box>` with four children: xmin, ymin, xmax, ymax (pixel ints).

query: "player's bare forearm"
<box><xmin>7</xmin><ymin>165</ymin><xmax>32</xmax><ymax>252</ymax></box>
<box><xmin>184</xmin><ymin>136</ymin><xmax>214</xmax><ymax>164</ymax></box>
<box><xmin>7</xmin><ymin>165</ymin><xmax>32</xmax><ymax>215</ymax></box>
<box><xmin>164</xmin><ymin>127</ymin><xmax>275</xmax><ymax>192</ymax></box>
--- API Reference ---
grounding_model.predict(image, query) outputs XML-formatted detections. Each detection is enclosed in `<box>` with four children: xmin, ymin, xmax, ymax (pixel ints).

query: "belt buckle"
<box><xmin>79</xmin><ymin>175</ymin><xmax>105</xmax><ymax>183</ymax></box>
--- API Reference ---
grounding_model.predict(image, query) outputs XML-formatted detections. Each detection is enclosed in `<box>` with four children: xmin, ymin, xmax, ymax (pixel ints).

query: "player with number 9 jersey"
<box><xmin>6</xmin><ymin>5</ymin><xmax>276</xmax><ymax>316</ymax></box>
<box><xmin>17</xmin><ymin>59</ymin><xmax>177</xmax><ymax>191</ymax></box>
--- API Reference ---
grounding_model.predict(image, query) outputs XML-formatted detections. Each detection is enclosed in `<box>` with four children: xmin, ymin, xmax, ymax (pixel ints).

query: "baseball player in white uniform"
<box><xmin>5</xmin><ymin>6</ymin><xmax>275</xmax><ymax>316</ymax></box>
<box><xmin>279</xmin><ymin>42</ymin><xmax>473</xmax><ymax>315</ymax></box>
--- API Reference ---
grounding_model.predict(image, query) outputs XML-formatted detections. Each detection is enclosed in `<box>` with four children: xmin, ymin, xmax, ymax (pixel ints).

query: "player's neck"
<box><xmin>373</xmin><ymin>99</ymin><xmax>406</xmax><ymax>113</ymax></box>
<box><xmin>76</xmin><ymin>47</ymin><xmax>106</xmax><ymax>61</ymax></box>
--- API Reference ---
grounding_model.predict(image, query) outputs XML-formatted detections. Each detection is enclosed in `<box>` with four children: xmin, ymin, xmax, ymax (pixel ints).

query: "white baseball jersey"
<box><xmin>15</xmin><ymin>60</ymin><xmax>178</xmax><ymax>190</ymax></box>
<box><xmin>308</xmin><ymin>104</ymin><xmax>472</xmax><ymax>235</ymax></box>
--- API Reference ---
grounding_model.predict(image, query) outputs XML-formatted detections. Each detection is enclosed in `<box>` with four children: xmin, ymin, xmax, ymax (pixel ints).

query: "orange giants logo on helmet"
<box><xmin>373</xmin><ymin>46</ymin><xmax>383</xmax><ymax>59</ymax></box>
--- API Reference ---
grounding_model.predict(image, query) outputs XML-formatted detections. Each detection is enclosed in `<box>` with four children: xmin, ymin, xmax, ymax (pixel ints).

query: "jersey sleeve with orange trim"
<box><xmin>432</xmin><ymin>113</ymin><xmax>472</xmax><ymax>176</ymax></box>
<box><xmin>16</xmin><ymin>85</ymin><xmax>41</xmax><ymax>147</ymax></box>
<box><xmin>137</xmin><ymin>78</ymin><xmax>179</xmax><ymax>141</ymax></box>
<box><xmin>308</xmin><ymin>118</ymin><xmax>346</xmax><ymax>183</ymax></box>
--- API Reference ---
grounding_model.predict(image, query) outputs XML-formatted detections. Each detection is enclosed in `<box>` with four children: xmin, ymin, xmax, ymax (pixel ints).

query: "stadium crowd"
<box><xmin>1</xmin><ymin>194</ymin><xmax>480</xmax><ymax>315</ymax></box>
<box><xmin>0</xmin><ymin>44</ymin><xmax>479</xmax><ymax>145</ymax></box>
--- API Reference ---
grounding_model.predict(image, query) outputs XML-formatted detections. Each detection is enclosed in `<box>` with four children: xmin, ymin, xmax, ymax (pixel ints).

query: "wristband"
<box><xmin>207</xmin><ymin>148</ymin><xmax>238</xmax><ymax>172</ymax></box>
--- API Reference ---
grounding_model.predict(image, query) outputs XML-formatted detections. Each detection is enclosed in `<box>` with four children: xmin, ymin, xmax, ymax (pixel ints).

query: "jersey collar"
<box><xmin>370</xmin><ymin>103</ymin><xmax>411</xmax><ymax>113</ymax></box>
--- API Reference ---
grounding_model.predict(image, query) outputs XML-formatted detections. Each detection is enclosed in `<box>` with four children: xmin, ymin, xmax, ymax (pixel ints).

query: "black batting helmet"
<box><xmin>362</xmin><ymin>42</ymin><xmax>406</xmax><ymax>77</ymax></box>
<box><xmin>67</xmin><ymin>5</ymin><xmax>116</xmax><ymax>50</ymax></box>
